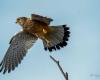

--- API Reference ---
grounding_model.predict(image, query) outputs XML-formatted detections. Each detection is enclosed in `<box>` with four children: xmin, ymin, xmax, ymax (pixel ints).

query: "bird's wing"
<box><xmin>31</xmin><ymin>14</ymin><xmax>53</xmax><ymax>25</ymax></box>
<box><xmin>0</xmin><ymin>31</ymin><xmax>38</xmax><ymax>74</ymax></box>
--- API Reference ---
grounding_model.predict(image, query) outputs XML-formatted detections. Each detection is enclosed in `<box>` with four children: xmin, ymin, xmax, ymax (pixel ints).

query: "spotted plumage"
<box><xmin>0</xmin><ymin>14</ymin><xmax>70</xmax><ymax>74</ymax></box>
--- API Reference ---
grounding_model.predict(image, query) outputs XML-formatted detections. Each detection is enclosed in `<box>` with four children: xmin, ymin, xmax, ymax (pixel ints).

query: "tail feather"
<box><xmin>43</xmin><ymin>25</ymin><xmax>70</xmax><ymax>52</ymax></box>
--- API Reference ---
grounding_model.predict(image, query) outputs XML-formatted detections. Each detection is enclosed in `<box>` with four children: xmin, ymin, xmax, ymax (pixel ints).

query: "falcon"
<box><xmin>0</xmin><ymin>14</ymin><xmax>70</xmax><ymax>74</ymax></box>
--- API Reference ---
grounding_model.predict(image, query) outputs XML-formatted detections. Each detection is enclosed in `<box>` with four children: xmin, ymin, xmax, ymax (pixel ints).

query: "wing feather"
<box><xmin>0</xmin><ymin>31</ymin><xmax>38</xmax><ymax>74</ymax></box>
<box><xmin>31</xmin><ymin>14</ymin><xmax>53</xmax><ymax>25</ymax></box>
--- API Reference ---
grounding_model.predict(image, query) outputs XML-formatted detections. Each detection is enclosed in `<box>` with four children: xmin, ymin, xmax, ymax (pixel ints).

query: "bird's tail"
<box><xmin>42</xmin><ymin>25</ymin><xmax>70</xmax><ymax>52</ymax></box>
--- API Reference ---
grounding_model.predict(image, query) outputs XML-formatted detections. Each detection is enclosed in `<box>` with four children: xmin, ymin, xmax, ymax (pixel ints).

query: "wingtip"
<box><xmin>3</xmin><ymin>70</ymin><xmax>7</xmax><ymax>74</ymax></box>
<box><xmin>0</xmin><ymin>66</ymin><xmax>3</xmax><ymax>73</ymax></box>
<box><xmin>0</xmin><ymin>63</ymin><xmax>2</xmax><ymax>66</ymax></box>
<box><xmin>0</xmin><ymin>61</ymin><xmax>3</xmax><ymax>66</ymax></box>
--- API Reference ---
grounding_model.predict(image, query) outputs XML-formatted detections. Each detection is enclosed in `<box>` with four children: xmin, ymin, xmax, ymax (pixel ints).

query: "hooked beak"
<box><xmin>15</xmin><ymin>21</ymin><xmax>18</xmax><ymax>24</ymax></box>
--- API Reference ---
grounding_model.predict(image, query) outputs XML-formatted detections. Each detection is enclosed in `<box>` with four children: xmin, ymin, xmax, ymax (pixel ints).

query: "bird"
<box><xmin>0</xmin><ymin>14</ymin><xmax>70</xmax><ymax>74</ymax></box>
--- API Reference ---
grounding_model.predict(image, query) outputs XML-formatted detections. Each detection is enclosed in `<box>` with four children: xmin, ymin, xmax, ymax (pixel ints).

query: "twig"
<box><xmin>50</xmin><ymin>55</ymin><xmax>68</xmax><ymax>80</ymax></box>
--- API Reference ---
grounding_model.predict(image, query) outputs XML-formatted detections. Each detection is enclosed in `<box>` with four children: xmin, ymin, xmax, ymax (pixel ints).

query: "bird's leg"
<box><xmin>42</xmin><ymin>36</ymin><xmax>51</xmax><ymax>46</ymax></box>
<box><xmin>34</xmin><ymin>28</ymin><xmax>51</xmax><ymax>46</ymax></box>
<box><xmin>42</xmin><ymin>28</ymin><xmax>51</xmax><ymax>46</ymax></box>
<box><xmin>44</xmin><ymin>37</ymin><xmax>50</xmax><ymax>44</ymax></box>
<box><xmin>34</xmin><ymin>32</ymin><xmax>50</xmax><ymax>46</ymax></box>
<box><xmin>46</xmin><ymin>39</ymin><xmax>51</xmax><ymax>46</ymax></box>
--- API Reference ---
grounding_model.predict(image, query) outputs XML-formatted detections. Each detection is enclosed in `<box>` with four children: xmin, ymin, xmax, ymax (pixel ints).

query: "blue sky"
<box><xmin>0</xmin><ymin>0</ymin><xmax>100</xmax><ymax>80</ymax></box>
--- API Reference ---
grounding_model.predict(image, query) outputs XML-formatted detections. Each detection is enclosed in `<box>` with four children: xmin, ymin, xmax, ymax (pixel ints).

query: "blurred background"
<box><xmin>0</xmin><ymin>0</ymin><xmax>100</xmax><ymax>80</ymax></box>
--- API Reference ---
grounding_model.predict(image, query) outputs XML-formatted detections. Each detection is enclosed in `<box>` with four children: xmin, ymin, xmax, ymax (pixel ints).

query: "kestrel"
<box><xmin>0</xmin><ymin>14</ymin><xmax>70</xmax><ymax>74</ymax></box>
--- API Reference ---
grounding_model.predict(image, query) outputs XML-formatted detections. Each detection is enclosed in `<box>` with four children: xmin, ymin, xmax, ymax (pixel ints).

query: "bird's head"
<box><xmin>16</xmin><ymin>17</ymin><xmax>27</xmax><ymax>26</ymax></box>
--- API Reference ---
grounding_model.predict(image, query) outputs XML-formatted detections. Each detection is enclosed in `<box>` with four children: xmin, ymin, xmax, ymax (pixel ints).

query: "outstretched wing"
<box><xmin>31</xmin><ymin>14</ymin><xmax>53</xmax><ymax>25</ymax></box>
<box><xmin>0</xmin><ymin>31</ymin><xmax>38</xmax><ymax>74</ymax></box>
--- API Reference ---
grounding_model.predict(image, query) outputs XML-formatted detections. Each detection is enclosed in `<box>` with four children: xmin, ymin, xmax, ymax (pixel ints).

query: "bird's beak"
<box><xmin>15</xmin><ymin>21</ymin><xmax>18</xmax><ymax>24</ymax></box>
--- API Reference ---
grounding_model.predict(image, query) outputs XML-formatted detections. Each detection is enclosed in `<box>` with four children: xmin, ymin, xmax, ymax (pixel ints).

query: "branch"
<box><xmin>50</xmin><ymin>55</ymin><xmax>68</xmax><ymax>80</ymax></box>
